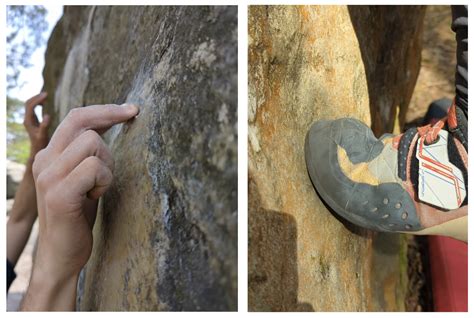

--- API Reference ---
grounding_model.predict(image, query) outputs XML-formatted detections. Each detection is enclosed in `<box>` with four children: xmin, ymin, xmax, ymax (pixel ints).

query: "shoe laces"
<box><xmin>417</xmin><ymin>118</ymin><xmax>446</xmax><ymax>145</ymax></box>
<box><xmin>392</xmin><ymin>101</ymin><xmax>457</xmax><ymax>150</ymax></box>
<box><xmin>392</xmin><ymin>114</ymin><xmax>446</xmax><ymax>149</ymax></box>
<box><xmin>417</xmin><ymin>100</ymin><xmax>459</xmax><ymax>145</ymax></box>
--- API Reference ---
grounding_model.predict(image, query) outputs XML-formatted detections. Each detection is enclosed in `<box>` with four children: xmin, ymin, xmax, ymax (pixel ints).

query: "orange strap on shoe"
<box><xmin>417</xmin><ymin>119</ymin><xmax>446</xmax><ymax>145</ymax></box>
<box><xmin>418</xmin><ymin>99</ymin><xmax>458</xmax><ymax>145</ymax></box>
<box><xmin>447</xmin><ymin>100</ymin><xmax>458</xmax><ymax>129</ymax></box>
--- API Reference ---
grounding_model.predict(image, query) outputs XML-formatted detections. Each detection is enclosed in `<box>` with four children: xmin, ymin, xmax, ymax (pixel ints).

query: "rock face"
<box><xmin>248</xmin><ymin>6</ymin><xmax>424</xmax><ymax>311</ymax></box>
<box><xmin>43</xmin><ymin>6</ymin><xmax>237</xmax><ymax>311</ymax></box>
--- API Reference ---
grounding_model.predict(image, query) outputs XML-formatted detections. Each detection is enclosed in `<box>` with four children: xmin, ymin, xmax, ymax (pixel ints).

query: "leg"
<box><xmin>452</xmin><ymin>5</ymin><xmax>468</xmax><ymax>117</ymax></box>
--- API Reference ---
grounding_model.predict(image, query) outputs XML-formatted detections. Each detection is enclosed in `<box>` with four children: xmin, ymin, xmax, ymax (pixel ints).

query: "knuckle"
<box><xmin>35</xmin><ymin>171</ymin><xmax>50</xmax><ymax>191</ymax></box>
<box><xmin>99</xmin><ymin>168</ymin><xmax>113</xmax><ymax>185</ymax></box>
<box><xmin>67</xmin><ymin>107</ymin><xmax>83</xmax><ymax>122</ymax></box>
<box><xmin>100</xmin><ymin>168</ymin><xmax>114</xmax><ymax>189</ymax></box>
<box><xmin>85</xmin><ymin>156</ymin><xmax>112</xmax><ymax>181</ymax></box>
<box><xmin>34</xmin><ymin>148</ymin><xmax>47</xmax><ymax>163</ymax></box>
<box><xmin>32</xmin><ymin>150</ymin><xmax>47</xmax><ymax>177</ymax></box>
<box><xmin>83</xmin><ymin>130</ymin><xmax>101</xmax><ymax>148</ymax></box>
<box><xmin>85</xmin><ymin>156</ymin><xmax>103</xmax><ymax>170</ymax></box>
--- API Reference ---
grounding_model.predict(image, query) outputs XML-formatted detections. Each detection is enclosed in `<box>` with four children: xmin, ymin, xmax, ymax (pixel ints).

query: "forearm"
<box><xmin>7</xmin><ymin>158</ymin><xmax>38</xmax><ymax>264</ymax></box>
<box><xmin>7</xmin><ymin>220</ymin><xmax>36</xmax><ymax>265</ymax></box>
<box><xmin>9</xmin><ymin>157</ymin><xmax>38</xmax><ymax>223</ymax></box>
<box><xmin>21</xmin><ymin>263</ymin><xmax>79</xmax><ymax>311</ymax></box>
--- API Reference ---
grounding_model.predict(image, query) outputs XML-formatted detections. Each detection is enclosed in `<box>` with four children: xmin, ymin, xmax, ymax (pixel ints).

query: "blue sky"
<box><xmin>8</xmin><ymin>5</ymin><xmax>63</xmax><ymax>102</ymax></box>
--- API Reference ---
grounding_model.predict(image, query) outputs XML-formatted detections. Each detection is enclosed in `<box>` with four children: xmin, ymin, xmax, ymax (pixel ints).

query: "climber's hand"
<box><xmin>24</xmin><ymin>92</ymin><xmax>51</xmax><ymax>157</ymax></box>
<box><xmin>21</xmin><ymin>104</ymin><xmax>138</xmax><ymax>311</ymax></box>
<box><xmin>33</xmin><ymin>103</ymin><xmax>139</xmax><ymax>273</ymax></box>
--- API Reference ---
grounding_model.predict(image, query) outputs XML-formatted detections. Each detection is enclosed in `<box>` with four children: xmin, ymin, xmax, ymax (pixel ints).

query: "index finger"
<box><xmin>26</xmin><ymin>92</ymin><xmax>48</xmax><ymax>107</ymax></box>
<box><xmin>48</xmin><ymin>104</ymin><xmax>139</xmax><ymax>152</ymax></box>
<box><xmin>24</xmin><ymin>92</ymin><xmax>48</xmax><ymax>127</ymax></box>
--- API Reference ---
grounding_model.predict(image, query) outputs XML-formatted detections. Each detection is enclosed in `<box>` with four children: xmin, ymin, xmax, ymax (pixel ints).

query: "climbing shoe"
<box><xmin>304</xmin><ymin>103</ymin><xmax>468</xmax><ymax>241</ymax></box>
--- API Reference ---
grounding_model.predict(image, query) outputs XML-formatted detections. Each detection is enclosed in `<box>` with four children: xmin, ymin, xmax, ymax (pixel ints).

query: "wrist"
<box><xmin>25</xmin><ymin>156</ymin><xmax>35</xmax><ymax>172</ymax></box>
<box><xmin>22</xmin><ymin>261</ymin><xmax>79</xmax><ymax>311</ymax></box>
<box><xmin>34</xmin><ymin>255</ymin><xmax>80</xmax><ymax>284</ymax></box>
<box><xmin>35</xmin><ymin>242</ymin><xmax>83</xmax><ymax>281</ymax></box>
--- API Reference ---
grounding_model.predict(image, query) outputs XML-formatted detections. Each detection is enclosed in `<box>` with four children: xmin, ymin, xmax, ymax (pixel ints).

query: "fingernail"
<box><xmin>133</xmin><ymin>105</ymin><xmax>140</xmax><ymax>116</ymax></box>
<box><xmin>122</xmin><ymin>103</ymin><xmax>139</xmax><ymax>116</ymax></box>
<box><xmin>40</xmin><ymin>92</ymin><xmax>48</xmax><ymax>97</ymax></box>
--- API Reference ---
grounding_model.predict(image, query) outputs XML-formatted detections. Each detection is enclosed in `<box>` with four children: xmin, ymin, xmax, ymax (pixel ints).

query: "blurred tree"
<box><xmin>7</xmin><ymin>5</ymin><xmax>48</xmax><ymax>91</ymax></box>
<box><xmin>7</xmin><ymin>6</ymin><xmax>49</xmax><ymax>163</ymax></box>
<box><xmin>7</xmin><ymin>96</ymin><xmax>30</xmax><ymax>164</ymax></box>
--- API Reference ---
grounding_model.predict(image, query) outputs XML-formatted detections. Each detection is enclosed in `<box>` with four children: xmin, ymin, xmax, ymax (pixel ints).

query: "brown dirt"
<box><xmin>405</xmin><ymin>5</ymin><xmax>456</xmax><ymax>125</ymax></box>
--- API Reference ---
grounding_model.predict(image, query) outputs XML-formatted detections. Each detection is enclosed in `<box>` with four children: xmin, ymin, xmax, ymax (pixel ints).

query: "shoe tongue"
<box><xmin>398</xmin><ymin>126</ymin><xmax>468</xmax><ymax>208</ymax></box>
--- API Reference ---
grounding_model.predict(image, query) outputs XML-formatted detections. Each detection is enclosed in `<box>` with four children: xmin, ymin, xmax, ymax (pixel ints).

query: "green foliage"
<box><xmin>7</xmin><ymin>5</ymin><xmax>48</xmax><ymax>91</ymax></box>
<box><xmin>7</xmin><ymin>96</ymin><xmax>30</xmax><ymax>164</ymax></box>
<box><xmin>7</xmin><ymin>138</ymin><xmax>31</xmax><ymax>165</ymax></box>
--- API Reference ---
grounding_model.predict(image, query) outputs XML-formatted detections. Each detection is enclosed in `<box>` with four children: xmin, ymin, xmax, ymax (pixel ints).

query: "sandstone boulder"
<box><xmin>43</xmin><ymin>6</ymin><xmax>237</xmax><ymax>311</ymax></box>
<box><xmin>248</xmin><ymin>5</ymin><xmax>425</xmax><ymax>311</ymax></box>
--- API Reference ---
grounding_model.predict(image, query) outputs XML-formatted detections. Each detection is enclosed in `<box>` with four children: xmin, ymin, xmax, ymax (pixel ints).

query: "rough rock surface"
<box><xmin>248</xmin><ymin>6</ymin><xmax>424</xmax><ymax>311</ymax></box>
<box><xmin>43</xmin><ymin>6</ymin><xmax>237</xmax><ymax>311</ymax></box>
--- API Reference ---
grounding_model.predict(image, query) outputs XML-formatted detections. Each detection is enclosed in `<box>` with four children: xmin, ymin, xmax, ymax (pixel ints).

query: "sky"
<box><xmin>8</xmin><ymin>5</ymin><xmax>63</xmax><ymax>102</ymax></box>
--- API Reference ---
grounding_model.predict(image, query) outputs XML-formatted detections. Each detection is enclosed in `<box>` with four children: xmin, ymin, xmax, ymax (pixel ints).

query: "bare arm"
<box><xmin>7</xmin><ymin>92</ymin><xmax>50</xmax><ymax>266</ymax></box>
<box><xmin>7</xmin><ymin>159</ymin><xmax>39</xmax><ymax>266</ymax></box>
<box><xmin>21</xmin><ymin>262</ymin><xmax>79</xmax><ymax>311</ymax></box>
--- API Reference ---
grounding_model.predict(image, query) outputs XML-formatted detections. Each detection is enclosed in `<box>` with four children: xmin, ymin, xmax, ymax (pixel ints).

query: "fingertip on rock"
<box><xmin>129</xmin><ymin>104</ymin><xmax>140</xmax><ymax>116</ymax></box>
<box><xmin>121</xmin><ymin>103</ymin><xmax>140</xmax><ymax>116</ymax></box>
